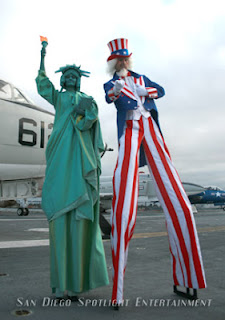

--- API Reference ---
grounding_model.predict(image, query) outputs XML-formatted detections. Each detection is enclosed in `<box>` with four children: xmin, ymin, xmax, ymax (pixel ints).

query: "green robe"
<box><xmin>36</xmin><ymin>71</ymin><xmax>109</xmax><ymax>294</ymax></box>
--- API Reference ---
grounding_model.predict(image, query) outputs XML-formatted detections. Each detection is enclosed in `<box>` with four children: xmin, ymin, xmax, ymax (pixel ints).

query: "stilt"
<box><xmin>99</xmin><ymin>212</ymin><xmax>111</xmax><ymax>239</ymax></box>
<box><xmin>173</xmin><ymin>285</ymin><xmax>198</xmax><ymax>300</ymax></box>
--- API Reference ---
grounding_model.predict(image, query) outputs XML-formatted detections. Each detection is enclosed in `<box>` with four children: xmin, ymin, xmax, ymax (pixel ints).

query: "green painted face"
<box><xmin>56</xmin><ymin>64</ymin><xmax>90</xmax><ymax>92</ymax></box>
<box><xmin>63</xmin><ymin>70</ymin><xmax>77</xmax><ymax>89</ymax></box>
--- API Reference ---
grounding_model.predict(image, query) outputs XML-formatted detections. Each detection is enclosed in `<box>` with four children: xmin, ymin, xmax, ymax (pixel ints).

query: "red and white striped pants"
<box><xmin>111</xmin><ymin>116</ymin><xmax>206</xmax><ymax>304</ymax></box>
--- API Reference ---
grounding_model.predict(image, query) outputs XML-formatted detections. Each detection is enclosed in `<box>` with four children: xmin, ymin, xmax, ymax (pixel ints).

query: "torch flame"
<box><xmin>40</xmin><ymin>36</ymin><xmax>48</xmax><ymax>43</ymax></box>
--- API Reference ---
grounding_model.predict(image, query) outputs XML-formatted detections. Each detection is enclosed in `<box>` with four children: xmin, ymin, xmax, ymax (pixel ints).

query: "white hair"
<box><xmin>106</xmin><ymin>57</ymin><xmax>133</xmax><ymax>76</ymax></box>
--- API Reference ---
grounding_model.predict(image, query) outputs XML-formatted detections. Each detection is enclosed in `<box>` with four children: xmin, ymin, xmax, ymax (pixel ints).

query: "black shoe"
<box><xmin>113</xmin><ymin>303</ymin><xmax>120</xmax><ymax>311</ymax></box>
<box><xmin>67</xmin><ymin>295</ymin><xmax>79</xmax><ymax>302</ymax></box>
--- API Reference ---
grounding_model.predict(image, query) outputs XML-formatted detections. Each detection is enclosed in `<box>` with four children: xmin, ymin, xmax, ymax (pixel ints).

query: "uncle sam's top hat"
<box><xmin>107</xmin><ymin>38</ymin><xmax>132</xmax><ymax>61</ymax></box>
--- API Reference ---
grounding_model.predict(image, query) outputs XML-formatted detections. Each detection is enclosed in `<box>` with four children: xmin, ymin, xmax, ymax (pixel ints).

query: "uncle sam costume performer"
<box><xmin>103</xmin><ymin>38</ymin><xmax>206</xmax><ymax>306</ymax></box>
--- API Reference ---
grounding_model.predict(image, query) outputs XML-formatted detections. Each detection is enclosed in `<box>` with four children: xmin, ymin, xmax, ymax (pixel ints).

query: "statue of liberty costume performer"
<box><xmin>36</xmin><ymin>39</ymin><xmax>109</xmax><ymax>299</ymax></box>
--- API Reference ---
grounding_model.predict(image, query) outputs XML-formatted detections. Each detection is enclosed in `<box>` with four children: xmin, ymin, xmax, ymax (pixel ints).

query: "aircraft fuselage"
<box><xmin>0</xmin><ymin>91</ymin><xmax>54</xmax><ymax>180</ymax></box>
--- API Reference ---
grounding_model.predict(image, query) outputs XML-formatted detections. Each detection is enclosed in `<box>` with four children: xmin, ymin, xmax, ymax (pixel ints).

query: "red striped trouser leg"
<box><xmin>111</xmin><ymin>120</ymin><xmax>143</xmax><ymax>304</ymax></box>
<box><xmin>141</xmin><ymin>116</ymin><xmax>206</xmax><ymax>289</ymax></box>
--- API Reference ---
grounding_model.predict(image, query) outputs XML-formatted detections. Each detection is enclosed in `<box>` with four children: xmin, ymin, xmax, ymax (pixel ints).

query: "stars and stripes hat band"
<box><xmin>107</xmin><ymin>38</ymin><xmax>132</xmax><ymax>61</ymax></box>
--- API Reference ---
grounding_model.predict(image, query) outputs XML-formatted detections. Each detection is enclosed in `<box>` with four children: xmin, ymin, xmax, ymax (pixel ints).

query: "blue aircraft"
<box><xmin>188</xmin><ymin>186</ymin><xmax>225</xmax><ymax>210</ymax></box>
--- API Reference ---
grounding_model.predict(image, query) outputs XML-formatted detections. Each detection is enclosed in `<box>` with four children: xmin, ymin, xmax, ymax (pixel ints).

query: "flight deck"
<box><xmin>0</xmin><ymin>207</ymin><xmax>224</xmax><ymax>320</ymax></box>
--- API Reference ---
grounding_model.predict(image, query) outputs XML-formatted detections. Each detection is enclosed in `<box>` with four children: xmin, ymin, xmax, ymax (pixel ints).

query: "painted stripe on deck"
<box><xmin>0</xmin><ymin>240</ymin><xmax>49</xmax><ymax>248</ymax></box>
<box><xmin>0</xmin><ymin>226</ymin><xmax>224</xmax><ymax>248</ymax></box>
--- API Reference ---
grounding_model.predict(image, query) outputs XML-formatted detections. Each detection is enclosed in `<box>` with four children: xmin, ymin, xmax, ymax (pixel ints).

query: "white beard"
<box><xmin>117</xmin><ymin>68</ymin><xmax>128</xmax><ymax>77</ymax></box>
<box><xmin>106</xmin><ymin>57</ymin><xmax>133</xmax><ymax>76</ymax></box>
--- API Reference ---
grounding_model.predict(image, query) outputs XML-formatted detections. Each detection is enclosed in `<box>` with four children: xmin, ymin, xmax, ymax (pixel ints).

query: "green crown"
<box><xmin>55</xmin><ymin>64</ymin><xmax>90</xmax><ymax>78</ymax></box>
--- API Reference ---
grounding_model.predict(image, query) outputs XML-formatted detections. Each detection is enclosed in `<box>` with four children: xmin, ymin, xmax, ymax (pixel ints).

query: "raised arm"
<box><xmin>40</xmin><ymin>40</ymin><xmax>48</xmax><ymax>72</ymax></box>
<box><xmin>36</xmin><ymin>39</ymin><xmax>58</xmax><ymax>106</ymax></box>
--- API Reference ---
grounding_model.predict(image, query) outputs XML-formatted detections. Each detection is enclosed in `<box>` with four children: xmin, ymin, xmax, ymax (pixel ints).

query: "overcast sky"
<box><xmin>1</xmin><ymin>0</ymin><xmax>225</xmax><ymax>188</ymax></box>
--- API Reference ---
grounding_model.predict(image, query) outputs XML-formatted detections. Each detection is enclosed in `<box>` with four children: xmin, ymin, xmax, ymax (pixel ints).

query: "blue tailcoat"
<box><xmin>103</xmin><ymin>70</ymin><xmax>165</xmax><ymax>166</ymax></box>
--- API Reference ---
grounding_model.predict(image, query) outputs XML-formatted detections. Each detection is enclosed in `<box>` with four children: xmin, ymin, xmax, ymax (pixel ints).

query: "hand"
<box><xmin>113</xmin><ymin>79</ymin><xmax>125</xmax><ymax>96</ymax></box>
<box><xmin>136</xmin><ymin>84</ymin><xmax>148</xmax><ymax>97</ymax></box>
<box><xmin>41</xmin><ymin>46</ymin><xmax>46</xmax><ymax>57</ymax></box>
<box><xmin>76</xmin><ymin>107</ymin><xmax>85</xmax><ymax>116</ymax></box>
<box><xmin>40</xmin><ymin>47</ymin><xmax>46</xmax><ymax>71</ymax></box>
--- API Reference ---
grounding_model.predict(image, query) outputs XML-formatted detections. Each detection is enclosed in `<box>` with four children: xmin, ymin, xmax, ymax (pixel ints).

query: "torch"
<box><xmin>40</xmin><ymin>36</ymin><xmax>48</xmax><ymax>48</ymax></box>
<box><xmin>39</xmin><ymin>36</ymin><xmax>48</xmax><ymax>71</ymax></box>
